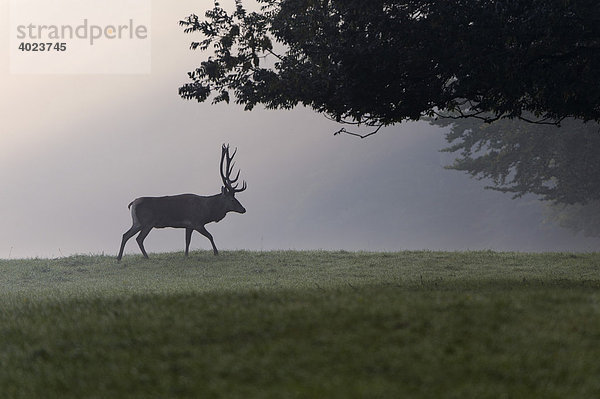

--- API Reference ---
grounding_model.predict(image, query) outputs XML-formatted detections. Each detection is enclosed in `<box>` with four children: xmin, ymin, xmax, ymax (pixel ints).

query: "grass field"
<box><xmin>0</xmin><ymin>250</ymin><xmax>599</xmax><ymax>398</ymax></box>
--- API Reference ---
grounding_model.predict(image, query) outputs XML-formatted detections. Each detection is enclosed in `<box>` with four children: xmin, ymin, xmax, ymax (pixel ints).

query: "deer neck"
<box><xmin>207</xmin><ymin>193</ymin><xmax>228</xmax><ymax>223</ymax></box>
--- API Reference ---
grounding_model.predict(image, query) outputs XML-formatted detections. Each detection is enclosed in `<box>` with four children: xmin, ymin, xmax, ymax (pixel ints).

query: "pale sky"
<box><xmin>1</xmin><ymin>0</ymin><xmax>598</xmax><ymax>258</ymax></box>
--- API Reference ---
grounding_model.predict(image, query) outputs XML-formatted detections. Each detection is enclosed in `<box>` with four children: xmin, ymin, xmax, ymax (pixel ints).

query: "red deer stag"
<box><xmin>117</xmin><ymin>144</ymin><xmax>247</xmax><ymax>261</ymax></box>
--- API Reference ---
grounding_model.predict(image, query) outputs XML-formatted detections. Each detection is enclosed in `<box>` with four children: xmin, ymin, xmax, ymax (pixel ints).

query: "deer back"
<box><xmin>130</xmin><ymin>192</ymin><xmax>244</xmax><ymax>229</ymax></box>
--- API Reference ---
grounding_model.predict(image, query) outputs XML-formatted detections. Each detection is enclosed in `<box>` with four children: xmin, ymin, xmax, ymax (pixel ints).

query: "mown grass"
<box><xmin>0</xmin><ymin>251</ymin><xmax>599</xmax><ymax>398</ymax></box>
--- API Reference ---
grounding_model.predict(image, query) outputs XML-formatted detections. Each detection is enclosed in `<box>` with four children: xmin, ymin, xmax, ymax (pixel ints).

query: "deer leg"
<box><xmin>185</xmin><ymin>228</ymin><xmax>193</xmax><ymax>256</ymax></box>
<box><xmin>136</xmin><ymin>227</ymin><xmax>152</xmax><ymax>259</ymax></box>
<box><xmin>117</xmin><ymin>225</ymin><xmax>142</xmax><ymax>261</ymax></box>
<box><xmin>196</xmin><ymin>226</ymin><xmax>218</xmax><ymax>255</ymax></box>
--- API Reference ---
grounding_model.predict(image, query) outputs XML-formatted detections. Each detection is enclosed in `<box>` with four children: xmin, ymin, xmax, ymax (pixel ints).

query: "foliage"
<box><xmin>428</xmin><ymin>115</ymin><xmax>600</xmax><ymax>205</ymax></box>
<box><xmin>1</xmin><ymin>251</ymin><xmax>600</xmax><ymax>397</ymax></box>
<box><xmin>179</xmin><ymin>0</ymin><xmax>600</xmax><ymax>128</ymax></box>
<box><xmin>545</xmin><ymin>201</ymin><xmax>600</xmax><ymax>237</ymax></box>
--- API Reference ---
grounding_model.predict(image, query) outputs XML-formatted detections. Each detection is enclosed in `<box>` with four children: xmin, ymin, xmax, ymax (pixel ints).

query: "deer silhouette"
<box><xmin>117</xmin><ymin>144</ymin><xmax>247</xmax><ymax>260</ymax></box>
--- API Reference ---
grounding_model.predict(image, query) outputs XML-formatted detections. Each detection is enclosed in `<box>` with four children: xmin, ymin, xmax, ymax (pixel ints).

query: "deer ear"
<box><xmin>221</xmin><ymin>186</ymin><xmax>226</xmax><ymax>195</ymax></box>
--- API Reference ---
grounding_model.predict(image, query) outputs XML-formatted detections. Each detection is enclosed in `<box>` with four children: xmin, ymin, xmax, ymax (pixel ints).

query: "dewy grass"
<box><xmin>0</xmin><ymin>250</ymin><xmax>599</xmax><ymax>398</ymax></box>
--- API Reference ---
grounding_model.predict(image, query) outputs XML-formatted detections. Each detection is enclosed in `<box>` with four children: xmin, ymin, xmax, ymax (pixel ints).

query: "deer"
<box><xmin>116</xmin><ymin>144</ymin><xmax>247</xmax><ymax>261</ymax></box>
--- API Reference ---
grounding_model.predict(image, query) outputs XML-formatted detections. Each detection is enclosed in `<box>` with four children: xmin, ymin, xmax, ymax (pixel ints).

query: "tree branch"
<box><xmin>517</xmin><ymin>115</ymin><xmax>564</xmax><ymax>126</ymax></box>
<box><xmin>333</xmin><ymin>124</ymin><xmax>384</xmax><ymax>139</ymax></box>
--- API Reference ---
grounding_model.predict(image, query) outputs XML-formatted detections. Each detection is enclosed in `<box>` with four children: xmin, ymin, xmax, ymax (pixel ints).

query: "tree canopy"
<box><xmin>428</xmin><ymin>115</ymin><xmax>600</xmax><ymax>205</ymax></box>
<box><xmin>179</xmin><ymin>0</ymin><xmax>600</xmax><ymax>128</ymax></box>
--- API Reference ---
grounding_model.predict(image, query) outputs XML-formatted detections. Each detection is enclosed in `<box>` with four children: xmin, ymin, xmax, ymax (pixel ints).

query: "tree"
<box><xmin>545</xmin><ymin>201</ymin><xmax>600</xmax><ymax>238</ymax></box>
<box><xmin>428</xmin><ymin>115</ymin><xmax>600</xmax><ymax>205</ymax></box>
<box><xmin>179</xmin><ymin>0</ymin><xmax>600</xmax><ymax>130</ymax></box>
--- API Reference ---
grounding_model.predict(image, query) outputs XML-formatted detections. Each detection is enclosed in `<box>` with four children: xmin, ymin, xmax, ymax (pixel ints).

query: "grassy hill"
<box><xmin>1</xmin><ymin>251</ymin><xmax>599</xmax><ymax>398</ymax></box>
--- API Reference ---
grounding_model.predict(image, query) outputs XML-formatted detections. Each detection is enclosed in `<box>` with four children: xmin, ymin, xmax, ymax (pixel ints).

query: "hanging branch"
<box><xmin>333</xmin><ymin>124</ymin><xmax>385</xmax><ymax>139</ymax></box>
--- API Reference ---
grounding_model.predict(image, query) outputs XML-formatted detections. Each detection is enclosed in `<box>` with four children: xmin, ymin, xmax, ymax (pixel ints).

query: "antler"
<box><xmin>220</xmin><ymin>144</ymin><xmax>247</xmax><ymax>193</ymax></box>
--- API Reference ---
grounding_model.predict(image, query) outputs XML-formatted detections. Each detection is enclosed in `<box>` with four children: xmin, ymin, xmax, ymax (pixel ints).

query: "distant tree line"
<box><xmin>427</xmin><ymin>114</ymin><xmax>600</xmax><ymax>237</ymax></box>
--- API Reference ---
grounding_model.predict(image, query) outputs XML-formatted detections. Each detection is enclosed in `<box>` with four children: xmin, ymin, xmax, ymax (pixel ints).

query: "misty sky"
<box><xmin>1</xmin><ymin>0</ymin><xmax>598</xmax><ymax>258</ymax></box>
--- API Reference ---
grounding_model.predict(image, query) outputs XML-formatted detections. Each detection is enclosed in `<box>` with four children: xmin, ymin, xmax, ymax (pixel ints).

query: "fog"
<box><xmin>1</xmin><ymin>0</ymin><xmax>598</xmax><ymax>258</ymax></box>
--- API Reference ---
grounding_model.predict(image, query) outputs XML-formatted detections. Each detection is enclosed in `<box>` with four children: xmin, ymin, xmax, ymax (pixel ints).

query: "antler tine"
<box><xmin>227</xmin><ymin>160</ymin><xmax>236</xmax><ymax>176</ymax></box>
<box><xmin>220</xmin><ymin>144</ymin><xmax>229</xmax><ymax>189</ymax></box>
<box><xmin>227</xmin><ymin>147</ymin><xmax>239</xmax><ymax>178</ymax></box>
<box><xmin>229</xmin><ymin>146</ymin><xmax>238</xmax><ymax>161</ymax></box>
<box><xmin>229</xmin><ymin>169</ymin><xmax>241</xmax><ymax>184</ymax></box>
<box><xmin>226</xmin><ymin>148</ymin><xmax>238</xmax><ymax>173</ymax></box>
<box><xmin>235</xmin><ymin>180</ymin><xmax>247</xmax><ymax>193</ymax></box>
<box><xmin>224</xmin><ymin>145</ymin><xmax>236</xmax><ymax>160</ymax></box>
<box><xmin>220</xmin><ymin>143</ymin><xmax>246</xmax><ymax>193</ymax></box>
